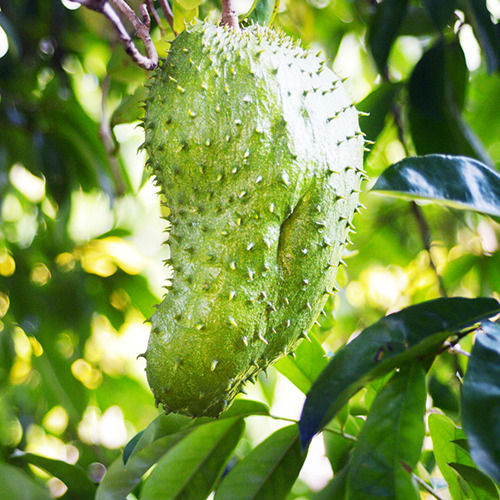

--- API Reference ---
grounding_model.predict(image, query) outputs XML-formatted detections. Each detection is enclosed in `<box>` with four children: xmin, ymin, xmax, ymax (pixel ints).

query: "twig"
<box><xmin>146</xmin><ymin>0</ymin><xmax>165</xmax><ymax>36</ymax></box>
<box><xmin>390</xmin><ymin>102</ymin><xmax>447</xmax><ymax>297</ymax></box>
<box><xmin>99</xmin><ymin>74</ymin><xmax>126</xmax><ymax>196</ymax></box>
<box><xmin>74</xmin><ymin>0</ymin><xmax>158</xmax><ymax>70</ymax></box>
<box><xmin>412</xmin><ymin>472</ymin><xmax>445</xmax><ymax>500</ymax></box>
<box><xmin>410</xmin><ymin>202</ymin><xmax>448</xmax><ymax>297</ymax></box>
<box><xmin>158</xmin><ymin>0</ymin><xmax>176</xmax><ymax>35</ymax></box>
<box><xmin>221</xmin><ymin>0</ymin><xmax>240</xmax><ymax>31</ymax></box>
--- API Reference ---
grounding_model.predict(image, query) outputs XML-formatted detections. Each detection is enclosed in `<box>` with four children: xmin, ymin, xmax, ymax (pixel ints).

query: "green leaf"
<box><xmin>367</xmin><ymin>0</ymin><xmax>409</xmax><ymax>74</ymax></box>
<box><xmin>429</xmin><ymin>413</ymin><xmax>476</xmax><ymax>500</ymax></box>
<box><xmin>422</xmin><ymin>0</ymin><xmax>457</xmax><ymax>30</ymax></box>
<box><xmin>246</xmin><ymin>0</ymin><xmax>280</xmax><ymax>26</ymax></box>
<box><xmin>448</xmin><ymin>463</ymin><xmax>499</xmax><ymax>499</ymax></box>
<box><xmin>11</xmin><ymin>452</ymin><xmax>95</xmax><ymax>499</ymax></box>
<box><xmin>466</xmin><ymin>0</ymin><xmax>500</xmax><ymax>73</ymax></box>
<box><xmin>127</xmin><ymin>399</ymin><xmax>268</xmax><ymax>463</ymax></box>
<box><xmin>140</xmin><ymin>417</ymin><xmax>245</xmax><ymax>500</ymax></box>
<box><xmin>346</xmin><ymin>363</ymin><xmax>426</xmax><ymax>500</ymax></box>
<box><xmin>110</xmin><ymin>86</ymin><xmax>147</xmax><ymax>128</ymax></box>
<box><xmin>96</xmin><ymin>429</ymin><xmax>191</xmax><ymax>500</ymax></box>
<box><xmin>0</xmin><ymin>463</ymin><xmax>50</xmax><ymax>500</ymax></box>
<box><xmin>373</xmin><ymin>154</ymin><xmax>500</xmax><ymax>219</ymax></box>
<box><xmin>274</xmin><ymin>333</ymin><xmax>328</xmax><ymax>394</ymax></box>
<box><xmin>215</xmin><ymin>424</ymin><xmax>305</xmax><ymax>500</ymax></box>
<box><xmin>462</xmin><ymin>321</ymin><xmax>500</xmax><ymax>485</ymax></box>
<box><xmin>299</xmin><ymin>297</ymin><xmax>500</xmax><ymax>447</ymax></box>
<box><xmin>323</xmin><ymin>414</ymin><xmax>360</xmax><ymax>473</ymax></box>
<box><xmin>357</xmin><ymin>83</ymin><xmax>403</xmax><ymax>146</ymax></box>
<box><xmin>101</xmin><ymin>399</ymin><xmax>267</xmax><ymax>498</ymax></box>
<box><xmin>312</xmin><ymin>466</ymin><xmax>348</xmax><ymax>500</ymax></box>
<box><xmin>408</xmin><ymin>40</ymin><xmax>492</xmax><ymax>165</ymax></box>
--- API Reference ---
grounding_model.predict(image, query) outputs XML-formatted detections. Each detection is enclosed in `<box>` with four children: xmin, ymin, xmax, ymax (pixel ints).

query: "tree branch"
<box><xmin>221</xmin><ymin>0</ymin><xmax>240</xmax><ymax>31</ymax></box>
<box><xmin>74</xmin><ymin>0</ymin><xmax>158</xmax><ymax>70</ymax></box>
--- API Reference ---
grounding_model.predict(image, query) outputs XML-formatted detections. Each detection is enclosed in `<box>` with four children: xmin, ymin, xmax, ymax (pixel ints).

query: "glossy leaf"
<box><xmin>246</xmin><ymin>0</ymin><xmax>280</xmax><ymax>26</ymax></box>
<box><xmin>0</xmin><ymin>463</ymin><xmax>50</xmax><ymax>500</ymax></box>
<box><xmin>466</xmin><ymin>0</ymin><xmax>500</xmax><ymax>73</ymax></box>
<box><xmin>346</xmin><ymin>363</ymin><xmax>426</xmax><ymax>499</ymax></box>
<box><xmin>299</xmin><ymin>297</ymin><xmax>500</xmax><ymax>446</ymax></box>
<box><xmin>408</xmin><ymin>40</ymin><xmax>492</xmax><ymax>165</ymax></box>
<box><xmin>140</xmin><ymin>417</ymin><xmax>244</xmax><ymax>500</ymax></box>
<box><xmin>274</xmin><ymin>333</ymin><xmax>328</xmax><ymax>394</ymax></box>
<box><xmin>367</xmin><ymin>0</ymin><xmax>409</xmax><ymax>74</ymax></box>
<box><xmin>12</xmin><ymin>452</ymin><xmax>95</xmax><ymax>499</ymax></box>
<box><xmin>462</xmin><ymin>321</ymin><xmax>500</xmax><ymax>484</ymax></box>
<box><xmin>357</xmin><ymin>83</ymin><xmax>403</xmax><ymax>146</ymax></box>
<box><xmin>215</xmin><ymin>424</ymin><xmax>305</xmax><ymax>500</ymax></box>
<box><xmin>448</xmin><ymin>463</ymin><xmax>499</xmax><ymax>499</ymax></box>
<box><xmin>373</xmin><ymin>154</ymin><xmax>500</xmax><ymax>219</ymax></box>
<box><xmin>422</xmin><ymin>0</ymin><xmax>457</xmax><ymax>30</ymax></box>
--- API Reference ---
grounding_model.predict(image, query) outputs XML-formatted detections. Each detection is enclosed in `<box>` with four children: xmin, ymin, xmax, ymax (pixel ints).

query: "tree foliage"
<box><xmin>0</xmin><ymin>0</ymin><xmax>499</xmax><ymax>498</ymax></box>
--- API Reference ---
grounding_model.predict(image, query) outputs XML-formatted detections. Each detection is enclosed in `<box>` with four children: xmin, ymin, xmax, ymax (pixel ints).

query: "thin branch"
<box><xmin>410</xmin><ymin>202</ymin><xmax>448</xmax><ymax>297</ymax></box>
<box><xmin>158</xmin><ymin>0</ymin><xmax>176</xmax><ymax>35</ymax></box>
<box><xmin>147</xmin><ymin>0</ymin><xmax>165</xmax><ymax>37</ymax></box>
<box><xmin>390</xmin><ymin>102</ymin><xmax>448</xmax><ymax>297</ymax></box>
<box><xmin>221</xmin><ymin>0</ymin><xmax>240</xmax><ymax>31</ymax></box>
<box><xmin>99</xmin><ymin>74</ymin><xmax>126</xmax><ymax>196</ymax></box>
<box><xmin>412</xmin><ymin>472</ymin><xmax>445</xmax><ymax>500</ymax></box>
<box><xmin>74</xmin><ymin>0</ymin><xmax>158</xmax><ymax>70</ymax></box>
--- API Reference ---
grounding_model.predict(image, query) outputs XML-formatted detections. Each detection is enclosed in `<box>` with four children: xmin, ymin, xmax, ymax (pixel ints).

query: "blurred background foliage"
<box><xmin>0</xmin><ymin>0</ymin><xmax>499</xmax><ymax>498</ymax></box>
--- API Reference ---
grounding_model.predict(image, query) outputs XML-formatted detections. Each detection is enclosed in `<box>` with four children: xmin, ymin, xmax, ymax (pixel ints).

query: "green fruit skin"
<box><xmin>143</xmin><ymin>22</ymin><xmax>364</xmax><ymax>417</ymax></box>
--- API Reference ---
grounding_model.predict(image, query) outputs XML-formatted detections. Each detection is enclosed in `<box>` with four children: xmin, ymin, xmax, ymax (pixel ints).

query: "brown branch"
<box><xmin>390</xmin><ymin>103</ymin><xmax>448</xmax><ymax>297</ymax></box>
<box><xmin>74</xmin><ymin>0</ymin><xmax>158</xmax><ymax>70</ymax></box>
<box><xmin>146</xmin><ymin>0</ymin><xmax>165</xmax><ymax>36</ymax></box>
<box><xmin>158</xmin><ymin>0</ymin><xmax>176</xmax><ymax>35</ymax></box>
<box><xmin>221</xmin><ymin>0</ymin><xmax>240</xmax><ymax>31</ymax></box>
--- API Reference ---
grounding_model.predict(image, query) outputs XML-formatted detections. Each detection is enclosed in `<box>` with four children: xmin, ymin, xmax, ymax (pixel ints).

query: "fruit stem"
<box><xmin>221</xmin><ymin>0</ymin><xmax>240</xmax><ymax>31</ymax></box>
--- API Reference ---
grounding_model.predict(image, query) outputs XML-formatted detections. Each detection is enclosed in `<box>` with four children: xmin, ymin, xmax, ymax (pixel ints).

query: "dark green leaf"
<box><xmin>448</xmin><ymin>463</ymin><xmax>499</xmax><ymax>499</ymax></box>
<box><xmin>368</xmin><ymin>0</ymin><xmax>409</xmax><ymax>74</ymax></box>
<box><xmin>123</xmin><ymin>431</ymin><xmax>144</xmax><ymax>465</ymax></box>
<box><xmin>12</xmin><ymin>452</ymin><xmax>95</xmax><ymax>499</ymax></box>
<box><xmin>246</xmin><ymin>0</ymin><xmax>280</xmax><ymax>26</ymax></box>
<box><xmin>274</xmin><ymin>333</ymin><xmax>328</xmax><ymax>394</ymax></box>
<box><xmin>215</xmin><ymin>425</ymin><xmax>305</xmax><ymax>500</ymax></box>
<box><xmin>462</xmin><ymin>321</ymin><xmax>500</xmax><ymax>485</ymax></box>
<box><xmin>408</xmin><ymin>40</ymin><xmax>492</xmax><ymax>165</ymax></box>
<box><xmin>373</xmin><ymin>154</ymin><xmax>500</xmax><ymax>219</ymax></box>
<box><xmin>346</xmin><ymin>363</ymin><xmax>426</xmax><ymax>499</ymax></box>
<box><xmin>357</xmin><ymin>83</ymin><xmax>403</xmax><ymax>146</ymax></box>
<box><xmin>466</xmin><ymin>0</ymin><xmax>500</xmax><ymax>73</ymax></box>
<box><xmin>299</xmin><ymin>297</ymin><xmax>500</xmax><ymax>446</ymax></box>
<box><xmin>422</xmin><ymin>0</ymin><xmax>457</xmax><ymax>30</ymax></box>
<box><xmin>140</xmin><ymin>417</ymin><xmax>245</xmax><ymax>500</ymax></box>
<box><xmin>0</xmin><ymin>463</ymin><xmax>50</xmax><ymax>500</ymax></box>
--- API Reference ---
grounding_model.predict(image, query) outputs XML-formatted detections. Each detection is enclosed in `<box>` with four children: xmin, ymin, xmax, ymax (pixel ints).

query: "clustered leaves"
<box><xmin>0</xmin><ymin>0</ymin><xmax>500</xmax><ymax>499</ymax></box>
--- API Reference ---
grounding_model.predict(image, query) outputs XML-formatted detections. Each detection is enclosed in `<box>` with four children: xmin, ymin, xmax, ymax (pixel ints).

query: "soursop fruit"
<box><xmin>143</xmin><ymin>21</ymin><xmax>364</xmax><ymax>417</ymax></box>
